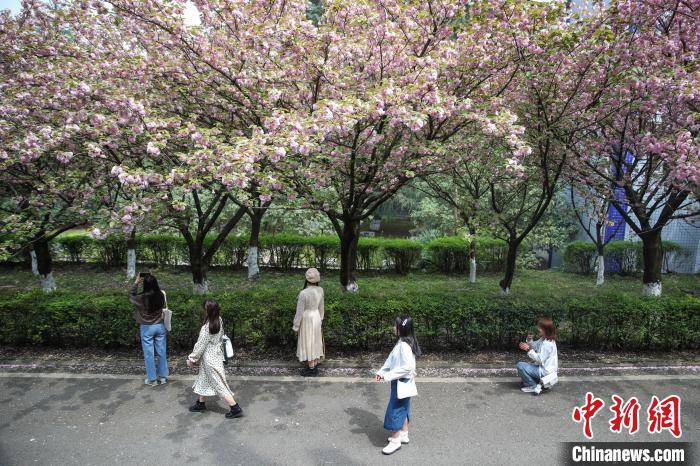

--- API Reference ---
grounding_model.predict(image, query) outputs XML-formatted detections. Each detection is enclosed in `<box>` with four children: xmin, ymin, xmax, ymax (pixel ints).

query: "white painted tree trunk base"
<box><xmin>500</xmin><ymin>287</ymin><xmax>510</xmax><ymax>296</ymax></box>
<box><xmin>468</xmin><ymin>258</ymin><xmax>476</xmax><ymax>283</ymax></box>
<box><xmin>595</xmin><ymin>255</ymin><xmax>604</xmax><ymax>286</ymax></box>
<box><xmin>126</xmin><ymin>249</ymin><xmax>136</xmax><ymax>280</ymax></box>
<box><xmin>40</xmin><ymin>272</ymin><xmax>56</xmax><ymax>292</ymax></box>
<box><xmin>345</xmin><ymin>281</ymin><xmax>359</xmax><ymax>293</ymax></box>
<box><xmin>247</xmin><ymin>246</ymin><xmax>260</xmax><ymax>279</ymax></box>
<box><xmin>193</xmin><ymin>281</ymin><xmax>209</xmax><ymax>294</ymax></box>
<box><xmin>30</xmin><ymin>250</ymin><xmax>39</xmax><ymax>275</ymax></box>
<box><xmin>642</xmin><ymin>282</ymin><xmax>662</xmax><ymax>297</ymax></box>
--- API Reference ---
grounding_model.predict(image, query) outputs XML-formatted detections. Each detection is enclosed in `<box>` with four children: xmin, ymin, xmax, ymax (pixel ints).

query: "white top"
<box><xmin>292</xmin><ymin>286</ymin><xmax>324</xmax><ymax>332</ymax></box>
<box><xmin>527</xmin><ymin>337</ymin><xmax>558</xmax><ymax>376</ymax></box>
<box><xmin>376</xmin><ymin>340</ymin><xmax>417</xmax><ymax>381</ymax></box>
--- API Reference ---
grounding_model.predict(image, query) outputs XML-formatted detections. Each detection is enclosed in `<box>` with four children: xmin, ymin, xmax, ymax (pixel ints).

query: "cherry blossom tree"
<box><xmin>101</xmin><ymin>0</ymin><xmax>315</xmax><ymax>291</ymax></box>
<box><xmin>569</xmin><ymin>183</ymin><xmax>622</xmax><ymax>285</ymax></box>
<box><xmin>278</xmin><ymin>0</ymin><xmax>529</xmax><ymax>291</ymax></box>
<box><xmin>570</xmin><ymin>0</ymin><xmax>700</xmax><ymax>296</ymax></box>
<box><xmin>418</xmin><ymin>138</ymin><xmax>494</xmax><ymax>283</ymax></box>
<box><xmin>0</xmin><ymin>2</ymin><xmax>141</xmax><ymax>291</ymax></box>
<box><xmin>461</xmin><ymin>0</ymin><xmax>621</xmax><ymax>295</ymax></box>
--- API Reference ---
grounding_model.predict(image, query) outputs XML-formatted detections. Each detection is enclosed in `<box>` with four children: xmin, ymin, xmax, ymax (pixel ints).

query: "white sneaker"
<box><xmin>158</xmin><ymin>377</ymin><xmax>168</xmax><ymax>385</ymax></box>
<box><xmin>520</xmin><ymin>386</ymin><xmax>537</xmax><ymax>393</ymax></box>
<box><xmin>144</xmin><ymin>379</ymin><xmax>157</xmax><ymax>387</ymax></box>
<box><xmin>533</xmin><ymin>384</ymin><xmax>542</xmax><ymax>396</ymax></box>
<box><xmin>388</xmin><ymin>431</ymin><xmax>409</xmax><ymax>444</ymax></box>
<box><xmin>382</xmin><ymin>438</ymin><xmax>402</xmax><ymax>455</ymax></box>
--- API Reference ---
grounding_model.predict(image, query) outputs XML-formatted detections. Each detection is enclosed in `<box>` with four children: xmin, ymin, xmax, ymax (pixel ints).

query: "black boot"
<box><xmin>301</xmin><ymin>366</ymin><xmax>319</xmax><ymax>377</ymax></box>
<box><xmin>189</xmin><ymin>400</ymin><xmax>206</xmax><ymax>412</ymax></box>
<box><xmin>225</xmin><ymin>403</ymin><xmax>243</xmax><ymax>419</ymax></box>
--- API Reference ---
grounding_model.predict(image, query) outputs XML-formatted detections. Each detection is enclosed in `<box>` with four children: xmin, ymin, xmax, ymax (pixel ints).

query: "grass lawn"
<box><xmin>0</xmin><ymin>263</ymin><xmax>698</xmax><ymax>300</ymax></box>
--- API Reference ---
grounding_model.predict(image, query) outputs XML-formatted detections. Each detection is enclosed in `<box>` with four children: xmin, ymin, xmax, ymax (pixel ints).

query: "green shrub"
<box><xmin>563</xmin><ymin>241</ymin><xmax>597</xmax><ymax>274</ymax></box>
<box><xmin>55</xmin><ymin>233</ymin><xmax>94</xmax><ymax>263</ymax></box>
<box><xmin>605</xmin><ymin>240</ymin><xmax>642</xmax><ymax>275</ymax></box>
<box><xmin>137</xmin><ymin>234</ymin><xmax>183</xmax><ymax>266</ymax></box>
<box><xmin>426</xmin><ymin>236</ymin><xmax>508</xmax><ymax>274</ymax></box>
<box><xmin>383</xmin><ymin>239</ymin><xmax>422</xmax><ymax>274</ymax></box>
<box><xmin>262</xmin><ymin>234</ymin><xmax>307</xmax><ymax>269</ymax></box>
<box><xmin>306</xmin><ymin>235</ymin><xmax>340</xmax><ymax>271</ymax></box>
<box><xmin>474</xmin><ymin>237</ymin><xmax>509</xmax><ymax>272</ymax></box>
<box><xmin>426</xmin><ymin>237</ymin><xmax>469</xmax><ymax>273</ymax></box>
<box><xmin>0</xmin><ymin>286</ymin><xmax>696</xmax><ymax>351</ymax></box>
<box><xmin>357</xmin><ymin>237</ymin><xmax>383</xmax><ymax>270</ymax></box>
<box><xmin>93</xmin><ymin>235</ymin><xmax>127</xmax><ymax>267</ymax></box>
<box><xmin>217</xmin><ymin>235</ymin><xmax>249</xmax><ymax>269</ymax></box>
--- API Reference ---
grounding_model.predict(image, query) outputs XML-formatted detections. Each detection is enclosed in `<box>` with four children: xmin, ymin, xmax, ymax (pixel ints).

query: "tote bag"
<box><xmin>541</xmin><ymin>371</ymin><xmax>558</xmax><ymax>389</ymax></box>
<box><xmin>221</xmin><ymin>335</ymin><xmax>234</xmax><ymax>365</ymax></box>
<box><xmin>161</xmin><ymin>290</ymin><xmax>172</xmax><ymax>332</ymax></box>
<box><xmin>397</xmin><ymin>377</ymin><xmax>418</xmax><ymax>399</ymax></box>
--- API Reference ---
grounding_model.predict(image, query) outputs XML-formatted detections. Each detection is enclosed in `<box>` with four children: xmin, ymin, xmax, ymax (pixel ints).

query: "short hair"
<box><xmin>538</xmin><ymin>318</ymin><xmax>556</xmax><ymax>341</ymax></box>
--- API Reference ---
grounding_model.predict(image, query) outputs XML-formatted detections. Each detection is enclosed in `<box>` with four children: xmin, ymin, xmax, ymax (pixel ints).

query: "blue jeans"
<box><xmin>140</xmin><ymin>323</ymin><xmax>168</xmax><ymax>381</ymax></box>
<box><xmin>516</xmin><ymin>362</ymin><xmax>542</xmax><ymax>387</ymax></box>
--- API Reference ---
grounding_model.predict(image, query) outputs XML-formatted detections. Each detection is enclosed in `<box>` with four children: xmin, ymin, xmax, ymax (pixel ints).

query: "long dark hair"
<box><xmin>203</xmin><ymin>300</ymin><xmax>221</xmax><ymax>335</ymax></box>
<box><xmin>395</xmin><ymin>316</ymin><xmax>421</xmax><ymax>357</ymax></box>
<box><xmin>142</xmin><ymin>275</ymin><xmax>165</xmax><ymax>313</ymax></box>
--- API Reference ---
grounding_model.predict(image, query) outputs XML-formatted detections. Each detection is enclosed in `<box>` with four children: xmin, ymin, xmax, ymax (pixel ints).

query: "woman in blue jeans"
<box><xmin>129</xmin><ymin>274</ymin><xmax>168</xmax><ymax>386</ymax></box>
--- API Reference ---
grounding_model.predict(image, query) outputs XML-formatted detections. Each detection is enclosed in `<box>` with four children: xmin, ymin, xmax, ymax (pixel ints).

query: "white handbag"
<box><xmin>161</xmin><ymin>290</ymin><xmax>172</xmax><ymax>332</ymax></box>
<box><xmin>221</xmin><ymin>335</ymin><xmax>234</xmax><ymax>364</ymax></box>
<box><xmin>397</xmin><ymin>377</ymin><xmax>418</xmax><ymax>399</ymax></box>
<box><xmin>541</xmin><ymin>371</ymin><xmax>558</xmax><ymax>389</ymax></box>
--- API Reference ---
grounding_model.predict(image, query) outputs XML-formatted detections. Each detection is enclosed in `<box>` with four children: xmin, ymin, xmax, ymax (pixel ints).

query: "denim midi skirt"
<box><xmin>383</xmin><ymin>379</ymin><xmax>411</xmax><ymax>431</ymax></box>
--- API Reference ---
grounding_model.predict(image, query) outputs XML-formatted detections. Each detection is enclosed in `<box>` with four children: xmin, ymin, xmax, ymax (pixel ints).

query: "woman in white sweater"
<box><xmin>375</xmin><ymin>316</ymin><xmax>420</xmax><ymax>455</ymax></box>
<box><xmin>292</xmin><ymin>268</ymin><xmax>325</xmax><ymax>377</ymax></box>
<box><xmin>516</xmin><ymin>317</ymin><xmax>558</xmax><ymax>396</ymax></box>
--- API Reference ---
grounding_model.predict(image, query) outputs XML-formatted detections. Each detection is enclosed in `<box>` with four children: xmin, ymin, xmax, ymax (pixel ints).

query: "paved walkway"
<box><xmin>0</xmin><ymin>372</ymin><xmax>696</xmax><ymax>465</ymax></box>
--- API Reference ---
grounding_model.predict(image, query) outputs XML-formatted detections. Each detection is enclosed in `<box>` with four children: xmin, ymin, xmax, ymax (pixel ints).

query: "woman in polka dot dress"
<box><xmin>187</xmin><ymin>300</ymin><xmax>243</xmax><ymax>419</ymax></box>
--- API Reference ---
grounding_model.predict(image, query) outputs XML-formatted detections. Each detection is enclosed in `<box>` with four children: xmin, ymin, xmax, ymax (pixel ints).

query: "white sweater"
<box><xmin>376</xmin><ymin>341</ymin><xmax>417</xmax><ymax>381</ymax></box>
<box><xmin>527</xmin><ymin>338</ymin><xmax>558</xmax><ymax>376</ymax></box>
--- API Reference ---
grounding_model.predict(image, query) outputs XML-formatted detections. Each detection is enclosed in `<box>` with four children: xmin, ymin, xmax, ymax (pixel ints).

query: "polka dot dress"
<box><xmin>188</xmin><ymin>320</ymin><xmax>234</xmax><ymax>398</ymax></box>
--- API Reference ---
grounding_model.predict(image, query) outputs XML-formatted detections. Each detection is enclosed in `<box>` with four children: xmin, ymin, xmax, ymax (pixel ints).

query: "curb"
<box><xmin>0</xmin><ymin>361</ymin><xmax>698</xmax><ymax>378</ymax></box>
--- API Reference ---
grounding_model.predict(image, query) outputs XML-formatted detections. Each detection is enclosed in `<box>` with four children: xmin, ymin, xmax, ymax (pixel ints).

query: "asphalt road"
<box><xmin>0</xmin><ymin>374</ymin><xmax>696</xmax><ymax>465</ymax></box>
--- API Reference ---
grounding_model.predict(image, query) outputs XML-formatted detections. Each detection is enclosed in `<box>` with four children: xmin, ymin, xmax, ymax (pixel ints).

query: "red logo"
<box><xmin>573</xmin><ymin>393</ymin><xmax>682</xmax><ymax>438</ymax></box>
<box><xmin>572</xmin><ymin>392</ymin><xmax>605</xmax><ymax>439</ymax></box>
<box><xmin>609</xmin><ymin>395</ymin><xmax>640</xmax><ymax>434</ymax></box>
<box><xmin>647</xmin><ymin>395</ymin><xmax>682</xmax><ymax>438</ymax></box>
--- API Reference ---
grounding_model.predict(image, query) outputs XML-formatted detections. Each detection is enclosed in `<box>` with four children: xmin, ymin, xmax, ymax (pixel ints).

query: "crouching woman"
<box><xmin>516</xmin><ymin>317</ymin><xmax>558</xmax><ymax>395</ymax></box>
<box><xmin>187</xmin><ymin>300</ymin><xmax>242</xmax><ymax>419</ymax></box>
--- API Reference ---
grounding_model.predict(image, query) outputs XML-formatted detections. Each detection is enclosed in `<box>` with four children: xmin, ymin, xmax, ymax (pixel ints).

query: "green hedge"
<box><xmin>0</xmin><ymin>288</ymin><xmax>697</xmax><ymax>351</ymax></box>
<box><xmin>563</xmin><ymin>240</ymin><xmax>682</xmax><ymax>275</ymax></box>
<box><xmin>426</xmin><ymin>236</ymin><xmax>510</xmax><ymax>273</ymax></box>
<box><xmin>51</xmin><ymin>232</ymin><xmax>428</xmax><ymax>272</ymax></box>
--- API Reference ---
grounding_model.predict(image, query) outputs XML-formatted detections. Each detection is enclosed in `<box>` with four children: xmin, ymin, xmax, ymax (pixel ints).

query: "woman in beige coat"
<box><xmin>293</xmin><ymin>268</ymin><xmax>325</xmax><ymax>376</ymax></box>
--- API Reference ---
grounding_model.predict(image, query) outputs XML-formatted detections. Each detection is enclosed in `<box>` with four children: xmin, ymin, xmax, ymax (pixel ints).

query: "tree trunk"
<box><xmin>247</xmin><ymin>211</ymin><xmax>262</xmax><ymax>279</ymax></box>
<box><xmin>640</xmin><ymin>230</ymin><xmax>663</xmax><ymax>297</ymax></box>
<box><xmin>189</xmin><ymin>244</ymin><xmax>209</xmax><ymax>294</ymax></box>
<box><xmin>595</xmin><ymin>243</ymin><xmax>604</xmax><ymax>286</ymax></box>
<box><xmin>34</xmin><ymin>239</ymin><xmax>56</xmax><ymax>292</ymax></box>
<box><xmin>29</xmin><ymin>247</ymin><xmax>39</xmax><ymax>276</ymax></box>
<box><xmin>339</xmin><ymin>220</ymin><xmax>360</xmax><ymax>292</ymax></box>
<box><xmin>595</xmin><ymin>255</ymin><xmax>605</xmax><ymax>286</ymax></box>
<box><xmin>499</xmin><ymin>239</ymin><xmax>518</xmax><ymax>295</ymax></box>
<box><xmin>468</xmin><ymin>240</ymin><xmax>476</xmax><ymax>284</ymax></box>
<box><xmin>126</xmin><ymin>230</ymin><xmax>137</xmax><ymax>280</ymax></box>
